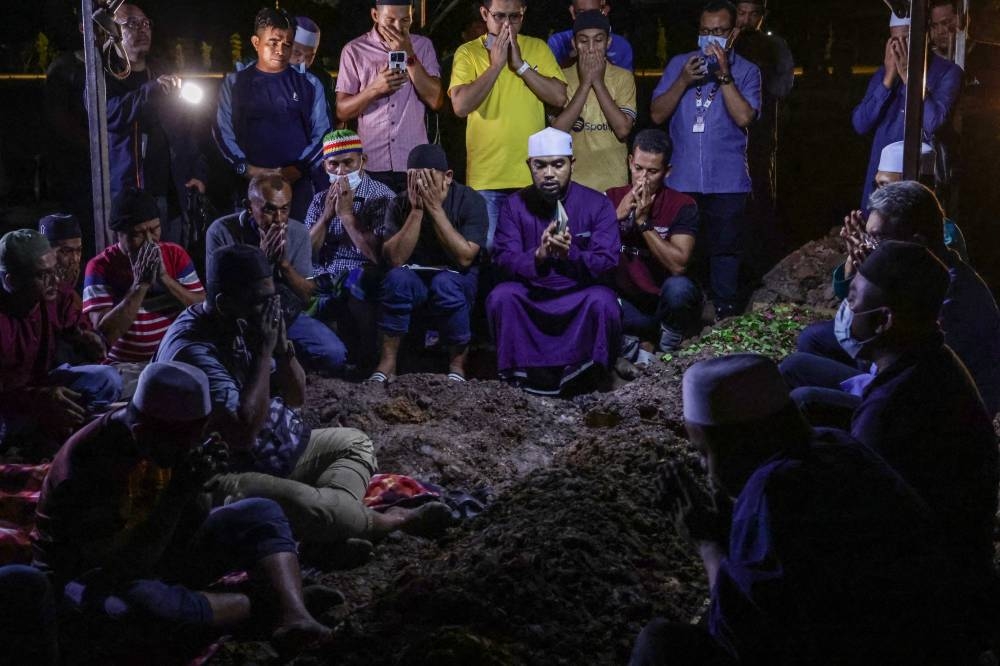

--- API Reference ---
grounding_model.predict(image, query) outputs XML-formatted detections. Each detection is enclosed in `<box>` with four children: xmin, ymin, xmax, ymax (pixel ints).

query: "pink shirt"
<box><xmin>336</xmin><ymin>28</ymin><xmax>440</xmax><ymax>173</ymax></box>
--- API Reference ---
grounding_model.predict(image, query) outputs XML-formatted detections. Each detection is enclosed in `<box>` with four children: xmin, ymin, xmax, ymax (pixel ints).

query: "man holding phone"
<box><xmin>337</xmin><ymin>0</ymin><xmax>444</xmax><ymax>193</ymax></box>
<box><xmin>487</xmin><ymin>128</ymin><xmax>621</xmax><ymax>395</ymax></box>
<box><xmin>650</xmin><ymin>0</ymin><xmax>760</xmax><ymax>321</ymax></box>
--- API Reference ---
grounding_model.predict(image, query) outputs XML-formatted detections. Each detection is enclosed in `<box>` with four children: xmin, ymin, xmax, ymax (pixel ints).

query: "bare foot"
<box><xmin>391</xmin><ymin>501</ymin><xmax>456</xmax><ymax>538</ymax></box>
<box><xmin>271</xmin><ymin>618</ymin><xmax>332</xmax><ymax>657</ymax></box>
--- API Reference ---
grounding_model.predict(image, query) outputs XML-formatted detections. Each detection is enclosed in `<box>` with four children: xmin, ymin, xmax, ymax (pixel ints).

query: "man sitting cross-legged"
<box><xmin>32</xmin><ymin>362</ymin><xmax>331</xmax><ymax>658</ymax></box>
<box><xmin>371</xmin><ymin>144</ymin><xmax>487</xmax><ymax>383</ymax></box>
<box><xmin>156</xmin><ymin>245</ymin><xmax>451</xmax><ymax>549</ymax></box>
<box><xmin>1</xmin><ymin>230</ymin><xmax>120</xmax><ymax>456</ymax></box>
<box><xmin>487</xmin><ymin>127</ymin><xmax>621</xmax><ymax>395</ymax></box>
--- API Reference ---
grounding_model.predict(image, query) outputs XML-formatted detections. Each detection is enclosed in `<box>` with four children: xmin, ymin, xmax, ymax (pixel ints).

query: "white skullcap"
<box><xmin>528</xmin><ymin>127</ymin><xmax>573</xmax><ymax>158</ymax></box>
<box><xmin>889</xmin><ymin>12</ymin><xmax>910</xmax><ymax>28</ymax></box>
<box><xmin>877</xmin><ymin>141</ymin><xmax>935</xmax><ymax>176</ymax></box>
<box><xmin>132</xmin><ymin>361</ymin><xmax>211</xmax><ymax>421</ymax></box>
<box><xmin>294</xmin><ymin>17</ymin><xmax>320</xmax><ymax>48</ymax></box>
<box><xmin>682</xmin><ymin>354</ymin><xmax>791</xmax><ymax>426</ymax></box>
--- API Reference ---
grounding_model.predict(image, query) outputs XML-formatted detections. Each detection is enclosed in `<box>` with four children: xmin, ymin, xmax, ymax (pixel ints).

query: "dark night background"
<box><xmin>1</xmin><ymin>0</ymin><xmax>999</xmax><ymax>289</ymax></box>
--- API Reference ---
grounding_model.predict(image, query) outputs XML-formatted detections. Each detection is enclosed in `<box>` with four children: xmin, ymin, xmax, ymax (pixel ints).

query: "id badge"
<box><xmin>692</xmin><ymin>112</ymin><xmax>706</xmax><ymax>133</ymax></box>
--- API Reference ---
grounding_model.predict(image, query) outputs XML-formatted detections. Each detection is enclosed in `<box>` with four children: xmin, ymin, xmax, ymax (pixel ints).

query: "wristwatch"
<box><xmin>516</xmin><ymin>61</ymin><xmax>532</xmax><ymax>77</ymax></box>
<box><xmin>235</xmin><ymin>161</ymin><xmax>248</xmax><ymax>177</ymax></box>
<box><xmin>716</xmin><ymin>73</ymin><xmax>734</xmax><ymax>85</ymax></box>
<box><xmin>638</xmin><ymin>220</ymin><xmax>656</xmax><ymax>234</ymax></box>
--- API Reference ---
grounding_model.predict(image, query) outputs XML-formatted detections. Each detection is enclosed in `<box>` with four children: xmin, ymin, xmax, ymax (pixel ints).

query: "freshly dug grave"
<box><xmin>211</xmin><ymin>356</ymin><xmax>712</xmax><ymax>666</ymax></box>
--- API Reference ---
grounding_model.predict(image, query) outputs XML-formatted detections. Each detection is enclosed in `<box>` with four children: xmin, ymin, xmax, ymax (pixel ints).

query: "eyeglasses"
<box><xmin>698</xmin><ymin>27</ymin><xmax>731</xmax><ymax>36</ymax></box>
<box><xmin>488</xmin><ymin>10</ymin><xmax>524</xmax><ymax>23</ymax></box>
<box><xmin>860</xmin><ymin>231</ymin><xmax>884</xmax><ymax>251</ymax></box>
<box><xmin>119</xmin><ymin>18</ymin><xmax>153</xmax><ymax>31</ymax></box>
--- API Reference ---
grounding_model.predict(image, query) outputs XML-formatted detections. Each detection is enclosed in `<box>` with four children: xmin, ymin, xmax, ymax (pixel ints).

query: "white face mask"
<box><xmin>834</xmin><ymin>299</ymin><xmax>883</xmax><ymax>359</ymax></box>
<box><xmin>329</xmin><ymin>169</ymin><xmax>363</xmax><ymax>191</ymax></box>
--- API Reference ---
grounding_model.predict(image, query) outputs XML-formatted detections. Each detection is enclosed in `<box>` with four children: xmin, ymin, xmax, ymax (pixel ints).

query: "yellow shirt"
<box><xmin>449</xmin><ymin>35</ymin><xmax>566</xmax><ymax>191</ymax></box>
<box><xmin>561</xmin><ymin>63</ymin><xmax>636</xmax><ymax>193</ymax></box>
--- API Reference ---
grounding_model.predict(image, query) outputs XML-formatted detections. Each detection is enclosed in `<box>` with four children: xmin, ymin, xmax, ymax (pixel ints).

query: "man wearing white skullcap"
<box><xmin>851</xmin><ymin>9</ymin><xmax>962</xmax><ymax>210</ymax></box>
<box><xmin>33</xmin><ymin>360</ymin><xmax>333</xmax><ymax>655</ymax></box>
<box><xmin>629</xmin><ymin>353</ymin><xmax>956</xmax><ymax>665</ymax></box>
<box><xmin>288</xmin><ymin>16</ymin><xmax>337</xmax><ymax>124</ymax></box>
<box><xmin>486</xmin><ymin>126</ymin><xmax>622</xmax><ymax>395</ymax></box>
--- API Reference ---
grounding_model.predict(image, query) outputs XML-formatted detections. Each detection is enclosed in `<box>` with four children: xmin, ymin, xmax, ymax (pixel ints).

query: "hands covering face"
<box><xmin>407</xmin><ymin>169</ymin><xmax>449</xmax><ymax>211</ymax></box>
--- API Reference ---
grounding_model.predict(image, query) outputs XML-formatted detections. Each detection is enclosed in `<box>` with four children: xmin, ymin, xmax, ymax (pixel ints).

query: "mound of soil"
<box><xmin>209</xmin><ymin>356</ymin><xmax>717</xmax><ymax>666</ymax></box>
<box><xmin>751</xmin><ymin>227</ymin><xmax>845</xmax><ymax>310</ymax></box>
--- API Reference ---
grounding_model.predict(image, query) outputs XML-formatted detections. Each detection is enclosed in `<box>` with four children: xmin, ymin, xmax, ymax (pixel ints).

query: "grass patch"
<box><xmin>663</xmin><ymin>304</ymin><xmax>820</xmax><ymax>363</ymax></box>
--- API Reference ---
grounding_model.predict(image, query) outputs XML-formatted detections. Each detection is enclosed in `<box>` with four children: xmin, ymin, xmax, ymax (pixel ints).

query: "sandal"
<box><xmin>447</xmin><ymin>371</ymin><xmax>467</xmax><ymax>382</ymax></box>
<box><xmin>366</xmin><ymin>371</ymin><xmax>389</xmax><ymax>383</ymax></box>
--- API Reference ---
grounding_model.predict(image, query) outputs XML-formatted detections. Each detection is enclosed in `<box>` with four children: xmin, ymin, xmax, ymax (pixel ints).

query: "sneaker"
<box><xmin>658</xmin><ymin>325</ymin><xmax>683</xmax><ymax>352</ymax></box>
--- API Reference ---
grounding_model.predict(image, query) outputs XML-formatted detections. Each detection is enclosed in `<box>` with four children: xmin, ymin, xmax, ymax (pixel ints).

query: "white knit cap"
<box><xmin>294</xmin><ymin>17</ymin><xmax>320</xmax><ymax>48</ymax></box>
<box><xmin>132</xmin><ymin>361</ymin><xmax>211</xmax><ymax>421</ymax></box>
<box><xmin>877</xmin><ymin>141</ymin><xmax>935</xmax><ymax>176</ymax></box>
<box><xmin>889</xmin><ymin>12</ymin><xmax>911</xmax><ymax>28</ymax></box>
<box><xmin>682</xmin><ymin>354</ymin><xmax>791</xmax><ymax>426</ymax></box>
<box><xmin>527</xmin><ymin>127</ymin><xmax>573</xmax><ymax>158</ymax></box>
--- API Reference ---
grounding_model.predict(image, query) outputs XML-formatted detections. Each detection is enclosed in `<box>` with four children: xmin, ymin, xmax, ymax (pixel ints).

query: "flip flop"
<box><xmin>447</xmin><ymin>371</ymin><xmax>467</xmax><ymax>383</ymax></box>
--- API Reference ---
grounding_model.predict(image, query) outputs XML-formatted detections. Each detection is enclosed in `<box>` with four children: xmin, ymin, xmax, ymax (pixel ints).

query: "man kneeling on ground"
<box><xmin>487</xmin><ymin>127</ymin><xmax>621</xmax><ymax>395</ymax></box>
<box><xmin>32</xmin><ymin>362</ymin><xmax>330</xmax><ymax>657</ymax></box>
<box><xmin>156</xmin><ymin>245</ymin><xmax>451</xmax><ymax>548</ymax></box>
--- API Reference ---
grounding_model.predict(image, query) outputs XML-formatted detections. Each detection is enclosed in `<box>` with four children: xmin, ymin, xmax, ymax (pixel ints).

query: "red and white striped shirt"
<box><xmin>83</xmin><ymin>242</ymin><xmax>203</xmax><ymax>363</ymax></box>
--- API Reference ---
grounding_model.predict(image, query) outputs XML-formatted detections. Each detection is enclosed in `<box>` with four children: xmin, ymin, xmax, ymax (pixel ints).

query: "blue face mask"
<box><xmin>698</xmin><ymin>34</ymin><xmax>729</xmax><ymax>54</ymax></box>
<box><xmin>834</xmin><ymin>299</ymin><xmax>883</xmax><ymax>359</ymax></box>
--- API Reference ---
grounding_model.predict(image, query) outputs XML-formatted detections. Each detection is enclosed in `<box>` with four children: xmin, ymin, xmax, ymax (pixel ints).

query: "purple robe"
<box><xmin>487</xmin><ymin>182</ymin><xmax>621</xmax><ymax>372</ymax></box>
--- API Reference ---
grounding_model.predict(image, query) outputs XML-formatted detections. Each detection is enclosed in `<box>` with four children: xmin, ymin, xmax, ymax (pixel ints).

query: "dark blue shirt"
<box><xmin>709</xmin><ymin>429</ymin><xmax>948</xmax><ymax>665</ymax></box>
<box><xmin>547</xmin><ymin>29</ymin><xmax>634</xmax><ymax>71</ymax></box>
<box><xmin>214</xmin><ymin>63</ymin><xmax>329</xmax><ymax>172</ymax></box>
<box><xmin>851</xmin><ymin>53</ymin><xmax>962</xmax><ymax>209</ymax></box>
<box><xmin>851</xmin><ymin>335</ymin><xmax>998</xmax><ymax>583</ymax></box>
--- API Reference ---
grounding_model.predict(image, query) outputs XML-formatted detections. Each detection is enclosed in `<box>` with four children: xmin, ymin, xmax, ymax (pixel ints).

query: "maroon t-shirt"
<box><xmin>606</xmin><ymin>185</ymin><xmax>699</xmax><ymax>297</ymax></box>
<box><xmin>32</xmin><ymin>410</ymin><xmax>149</xmax><ymax>580</ymax></box>
<box><xmin>0</xmin><ymin>286</ymin><xmax>90</xmax><ymax>392</ymax></box>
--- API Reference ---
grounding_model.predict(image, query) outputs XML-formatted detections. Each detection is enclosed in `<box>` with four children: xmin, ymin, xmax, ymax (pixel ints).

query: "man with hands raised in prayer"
<box><xmin>551</xmin><ymin>10</ymin><xmax>636</xmax><ymax>193</ymax></box>
<box><xmin>607</xmin><ymin>129</ymin><xmax>701</xmax><ymax>355</ymax></box>
<box><xmin>449</xmin><ymin>0</ymin><xmax>566</xmax><ymax>250</ymax></box>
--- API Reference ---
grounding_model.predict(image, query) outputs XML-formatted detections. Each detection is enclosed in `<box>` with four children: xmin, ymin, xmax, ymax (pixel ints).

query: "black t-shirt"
<box><xmin>383</xmin><ymin>181</ymin><xmax>488</xmax><ymax>269</ymax></box>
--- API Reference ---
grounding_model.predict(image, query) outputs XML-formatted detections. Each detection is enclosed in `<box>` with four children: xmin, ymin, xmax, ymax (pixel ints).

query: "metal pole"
<box><xmin>902</xmin><ymin>0</ymin><xmax>929</xmax><ymax>180</ymax></box>
<box><xmin>82</xmin><ymin>0</ymin><xmax>112</xmax><ymax>250</ymax></box>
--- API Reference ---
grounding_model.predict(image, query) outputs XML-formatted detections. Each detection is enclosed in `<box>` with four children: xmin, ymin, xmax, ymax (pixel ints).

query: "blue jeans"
<box><xmin>687</xmin><ymin>192</ymin><xmax>747</xmax><ymax>314</ymax></box>
<box><xmin>0</xmin><ymin>565</ymin><xmax>58</xmax><ymax>665</ymax></box>
<box><xmin>287</xmin><ymin>313</ymin><xmax>348</xmax><ymax>375</ymax></box>
<box><xmin>1</xmin><ymin>364</ymin><xmax>123</xmax><ymax>450</ymax></box>
<box><xmin>46</xmin><ymin>363</ymin><xmax>124</xmax><ymax>411</ymax></box>
<box><xmin>378</xmin><ymin>267</ymin><xmax>478</xmax><ymax>346</ymax></box>
<box><xmin>477</xmin><ymin>189</ymin><xmax>517</xmax><ymax>254</ymax></box>
<box><xmin>620</xmin><ymin>276</ymin><xmax>703</xmax><ymax>341</ymax></box>
<box><xmin>779</xmin><ymin>351</ymin><xmax>864</xmax><ymax>429</ymax></box>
